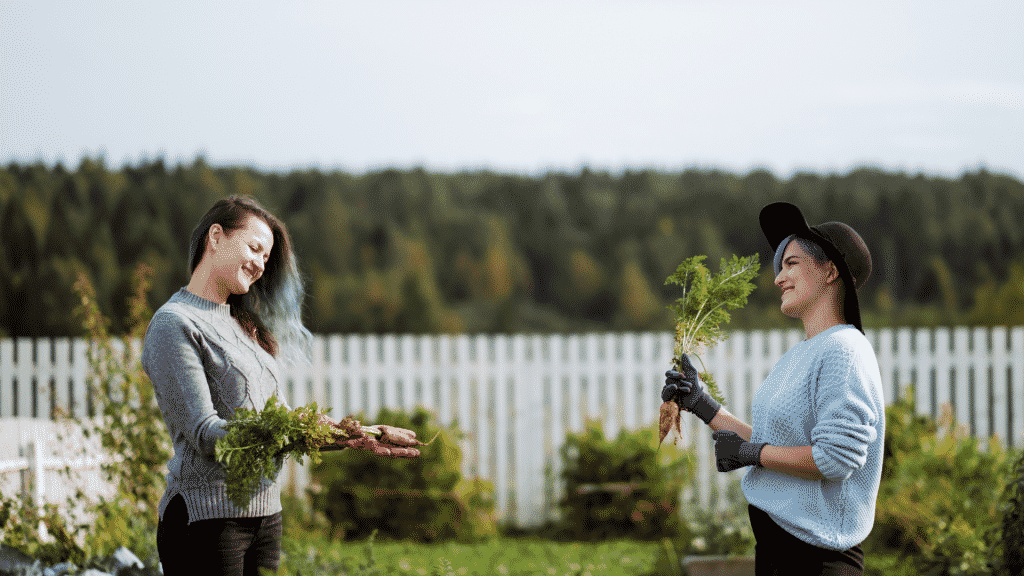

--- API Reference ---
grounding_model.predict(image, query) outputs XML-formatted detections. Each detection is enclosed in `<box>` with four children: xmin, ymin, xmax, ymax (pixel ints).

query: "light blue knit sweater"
<box><xmin>741</xmin><ymin>324</ymin><xmax>885</xmax><ymax>551</ymax></box>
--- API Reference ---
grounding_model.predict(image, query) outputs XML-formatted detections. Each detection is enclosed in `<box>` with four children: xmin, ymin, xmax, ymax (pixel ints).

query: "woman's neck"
<box><xmin>186</xmin><ymin>264</ymin><xmax>230</xmax><ymax>304</ymax></box>
<box><xmin>801</xmin><ymin>293</ymin><xmax>846</xmax><ymax>339</ymax></box>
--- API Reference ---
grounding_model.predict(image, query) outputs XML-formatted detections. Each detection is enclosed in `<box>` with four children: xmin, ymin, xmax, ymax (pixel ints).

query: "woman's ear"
<box><xmin>208</xmin><ymin>223</ymin><xmax>224</xmax><ymax>251</ymax></box>
<box><xmin>826</xmin><ymin>262</ymin><xmax>841</xmax><ymax>284</ymax></box>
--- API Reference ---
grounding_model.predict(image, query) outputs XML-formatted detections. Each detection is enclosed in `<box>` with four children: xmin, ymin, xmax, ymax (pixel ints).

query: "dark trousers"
<box><xmin>748</xmin><ymin>505</ymin><xmax>864</xmax><ymax>576</ymax></box>
<box><xmin>157</xmin><ymin>494</ymin><xmax>282</xmax><ymax>576</ymax></box>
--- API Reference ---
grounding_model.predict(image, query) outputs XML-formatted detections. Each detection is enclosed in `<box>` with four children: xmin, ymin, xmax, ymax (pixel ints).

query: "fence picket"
<box><xmin>53</xmin><ymin>339</ymin><xmax>71</xmax><ymax>418</ymax></box>
<box><xmin>1012</xmin><ymin>328</ymin><xmax>1024</xmax><ymax>448</ymax></box>
<box><xmin>971</xmin><ymin>327</ymin><xmax>990</xmax><ymax>440</ymax></box>
<box><xmin>934</xmin><ymin>329</ymin><xmax>951</xmax><ymax>421</ymax></box>
<box><xmin>16</xmin><ymin>339</ymin><xmax>33</xmax><ymax>418</ymax></box>
<box><xmin>34</xmin><ymin>340</ymin><xmax>53</xmax><ymax>419</ymax></box>
<box><xmin>992</xmin><ymin>327</ymin><xmax>1009</xmax><ymax>444</ymax></box>
<box><xmin>547</xmin><ymin>335</ymin><xmax>566</xmax><ymax>521</ymax></box>
<box><xmin>71</xmin><ymin>339</ymin><xmax>89</xmax><ymax>418</ymax></box>
<box><xmin>636</xmin><ymin>333</ymin><xmax>655</xmax><ymax>428</ymax></box>
<box><xmin>436</xmin><ymin>335</ymin><xmax>453</xmax><ymax>428</ymax></box>
<box><xmin>953</xmin><ymin>328</ymin><xmax>972</xmax><ymax>433</ymax></box>
<box><xmin>913</xmin><ymin>328</ymin><xmax>932</xmax><ymax>416</ymax></box>
<box><xmin>0</xmin><ymin>340</ymin><xmax>12</xmax><ymax>418</ymax></box>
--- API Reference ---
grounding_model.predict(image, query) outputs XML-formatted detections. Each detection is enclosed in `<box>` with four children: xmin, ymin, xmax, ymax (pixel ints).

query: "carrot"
<box><xmin>373</xmin><ymin>425</ymin><xmax>442</xmax><ymax>447</ymax></box>
<box><xmin>342</xmin><ymin>436</ymin><xmax>421</xmax><ymax>458</ymax></box>
<box><xmin>658</xmin><ymin>401</ymin><xmax>684</xmax><ymax>448</ymax></box>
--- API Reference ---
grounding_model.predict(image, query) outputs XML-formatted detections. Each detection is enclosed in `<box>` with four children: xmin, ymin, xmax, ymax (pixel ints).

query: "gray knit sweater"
<box><xmin>142</xmin><ymin>288</ymin><xmax>287</xmax><ymax>523</ymax></box>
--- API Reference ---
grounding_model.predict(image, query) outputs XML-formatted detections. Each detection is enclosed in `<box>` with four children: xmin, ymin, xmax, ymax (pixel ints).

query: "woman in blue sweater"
<box><xmin>662</xmin><ymin>202</ymin><xmax>885</xmax><ymax>576</ymax></box>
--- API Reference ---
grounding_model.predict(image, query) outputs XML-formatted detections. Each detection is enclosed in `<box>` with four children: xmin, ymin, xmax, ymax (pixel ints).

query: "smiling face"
<box><xmin>209</xmin><ymin>215</ymin><xmax>275</xmax><ymax>300</ymax></box>
<box><xmin>774</xmin><ymin>239</ymin><xmax>840</xmax><ymax>321</ymax></box>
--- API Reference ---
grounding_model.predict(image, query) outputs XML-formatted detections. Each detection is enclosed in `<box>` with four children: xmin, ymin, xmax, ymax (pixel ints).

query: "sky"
<box><xmin>2</xmin><ymin>0</ymin><xmax>1022</xmax><ymax>179</ymax></box>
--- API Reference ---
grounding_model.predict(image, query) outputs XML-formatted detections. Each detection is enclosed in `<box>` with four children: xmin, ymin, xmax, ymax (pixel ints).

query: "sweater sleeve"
<box><xmin>809</xmin><ymin>344</ymin><xmax>879</xmax><ymax>481</ymax></box>
<box><xmin>142</xmin><ymin>311</ymin><xmax>229</xmax><ymax>460</ymax></box>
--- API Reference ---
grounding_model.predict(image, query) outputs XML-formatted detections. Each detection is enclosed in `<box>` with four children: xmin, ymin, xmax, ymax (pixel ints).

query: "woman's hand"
<box><xmin>661</xmin><ymin>354</ymin><xmax>722</xmax><ymax>425</ymax></box>
<box><xmin>334</xmin><ymin>436</ymin><xmax>420</xmax><ymax>458</ymax></box>
<box><xmin>712</xmin><ymin>430</ymin><xmax>767</xmax><ymax>472</ymax></box>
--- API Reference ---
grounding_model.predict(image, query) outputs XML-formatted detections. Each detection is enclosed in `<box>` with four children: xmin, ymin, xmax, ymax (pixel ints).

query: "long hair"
<box><xmin>188</xmin><ymin>196</ymin><xmax>311</xmax><ymax>365</ymax></box>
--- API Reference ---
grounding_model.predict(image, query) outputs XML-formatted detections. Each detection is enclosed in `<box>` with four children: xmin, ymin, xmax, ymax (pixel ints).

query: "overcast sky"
<box><xmin>2</xmin><ymin>1</ymin><xmax>1022</xmax><ymax>179</ymax></box>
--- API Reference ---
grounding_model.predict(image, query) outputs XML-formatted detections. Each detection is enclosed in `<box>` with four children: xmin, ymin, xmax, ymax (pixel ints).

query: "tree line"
<box><xmin>1</xmin><ymin>158</ymin><xmax>1022</xmax><ymax>338</ymax></box>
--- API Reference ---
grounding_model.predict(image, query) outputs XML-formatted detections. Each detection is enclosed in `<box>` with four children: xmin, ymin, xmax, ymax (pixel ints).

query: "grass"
<box><xmin>277</xmin><ymin>532</ymin><xmax>662</xmax><ymax>576</ymax></box>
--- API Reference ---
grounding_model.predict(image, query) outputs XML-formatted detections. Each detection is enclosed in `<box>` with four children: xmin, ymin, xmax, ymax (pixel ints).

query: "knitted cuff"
<box><xmin>738</xmin><ymin>441</ymin><xmax>768</xmax><ymax>467</ymax></box>
<box><xmin>692</xmin><ymin>394</ymin><xmax>722</xmax><ymax>426</ymax></box>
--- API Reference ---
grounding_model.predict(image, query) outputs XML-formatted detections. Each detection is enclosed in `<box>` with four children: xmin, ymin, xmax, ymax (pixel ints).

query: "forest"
<box><xmin>1</xmin><ymin>158</ymin><xmax>1022</xmax><ymax>337</ymax></box>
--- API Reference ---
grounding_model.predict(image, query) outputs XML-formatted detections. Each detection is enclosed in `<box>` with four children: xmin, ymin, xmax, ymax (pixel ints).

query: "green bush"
<box><xmin>310</xmin><ymin>407</ymin><xmax>495</xmax><ymax>542</ymax></box>
<box><xmin>0</xmin><ymin>264</ymin><xmax>168</xmax><ymax>568</ymax></box>
<box><xmin>865</xmin><ymin>390</ymin><xmax>1017</xmax><ymax>575</ymax></box>
<box><xmin>556</xmin><ymin>419</ymin><xmax>691</xmax><ymax>541</ymax></box>
<box><xmin>649</xmin><ymin>482</ymin><xmax>755</xmax><ymax>576</ymax></box>
<box><xmin>997</xmin><ymin>450</ymin><xmax>1024</xmax><ymax>575</ymax></box>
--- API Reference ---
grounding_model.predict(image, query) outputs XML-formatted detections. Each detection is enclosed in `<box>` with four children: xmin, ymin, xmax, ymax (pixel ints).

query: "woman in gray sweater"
<box><xmin>142</xmin><ymin>196</ymin><xmax>417</xmax><ymax>575</ymax></box>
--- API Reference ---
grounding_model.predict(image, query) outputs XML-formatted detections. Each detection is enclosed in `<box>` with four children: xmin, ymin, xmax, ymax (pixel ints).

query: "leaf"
<box><xmin>665</xmin><ymin>254</ymin><xmax>759</xmax><ymax>405</ymax></box>
<box><xmin>214</xmin><ymin>395</ymin><xmax>365</xmax><ymax>508</ymax></box>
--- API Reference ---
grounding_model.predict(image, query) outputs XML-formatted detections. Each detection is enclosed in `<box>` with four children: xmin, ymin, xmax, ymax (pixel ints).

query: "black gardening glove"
<box><xmin>712</xmin><ymin>430</ymin><xmax>768</xmax><ymax>472</ymax></box>
<box><xmin>661</xmin><ymin>354</ymin><xmax>721</xmax><ymax>425</ymax></box>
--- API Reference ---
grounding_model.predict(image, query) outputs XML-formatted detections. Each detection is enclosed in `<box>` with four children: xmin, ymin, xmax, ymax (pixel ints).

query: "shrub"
<box><xmin>70</xmin><ymin>264</ymin><xmax>171</xmax><ymax>564</ymax></box>
<box><xmin>865</xmin><ymin>390</ymin><xmax>1017</xmax><ymax>575</ymax></box>
<box><xmin>309</xmin><ymin>407</ymin><xmax>495</xmax><ymax>542</ymax></box>
<box><xmin>996</xmin><ymin>449</ymin><xmax>1024</xmax><ymax>575</ymax></box>
<box><xmin>648</xmin><ymin>482</ymin><xmax>755</xmax><ymax>576</ymax></box>
<box><xmin>0</xmin><ymin>264</ymin><xmax>168</xmax><ymax>567</ymax></box>
<box><xmin>556</xmin><ymin>419</ymin><xmax>691</xmax><ymax>541</ymax></box>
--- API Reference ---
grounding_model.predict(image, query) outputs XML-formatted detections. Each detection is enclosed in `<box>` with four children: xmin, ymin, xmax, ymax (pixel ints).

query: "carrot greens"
<box><xmin>215</xmin><ymin>396</ymin><xmax>378</xmax><ymax>508</ymax></box>
<box><xmin>665</xmin><ymin>254</ymin><xmax>760</xmax><ymax>405</ymax></box>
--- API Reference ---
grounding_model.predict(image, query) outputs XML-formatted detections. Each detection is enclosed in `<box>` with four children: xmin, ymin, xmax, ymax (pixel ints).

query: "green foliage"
<box><xmin>969</xmin><ymin>257</ymin><xmax>1024</xmax><ymax>326</ymax></box>
<box><xmin>557</xmin><ymin>420</ymin><xmax>691</xmax><ymax>541</ymax></box>
<box><xmin>865</xmin><ymin>390</ymin><xmax>1018</xmax><ymax>575</ymax></box>
<box><xmin>310</xmin><ymin>407</ymin><xmax>495</xmax><ymax>543</ymax></box>
<box><xmin>997</xmin><ymin>450</ymin><xmax>1024</xmax><ymax>575</ymax></box>
<box><xmin>0</xmin><ymin>495</ymin><xmax>87</xmax><ymax>566</ymax></box>
<box><xmin>651</xmin><ymin>484</ymin><xmax>755</xmax><ymax>573</ymax></box>
<box><xmin>4</xmin><ymin>161</ymin><xmax>1024</xmax><ymax>337</ymax></box>
<box><xmin>665</xmin><ymin>254</ymin><xmax>760</xmax><ymax>403</ymax></box>
<box><xmin>0</xmin><ymin>262</ymin><xmax>167</xmax><ymax>567</ymax></box>
<box><xmin>71</xmin><ymin>263</ymin><xmax>171</xmax><ymax>521</ymax></box>
<box><xmin>215</xmin><ymin>396</ymin><xmax>353</xmax><ymax>508</ymax></box>
<box><xmin>274</xmin><ymin>532</ymin><xmax>660</xmax><ymax>576</ymax></box>
<box><xmin>68</xmin><ymin>262</ymin><xmax>169</xmax><ymax>565</ymax></box>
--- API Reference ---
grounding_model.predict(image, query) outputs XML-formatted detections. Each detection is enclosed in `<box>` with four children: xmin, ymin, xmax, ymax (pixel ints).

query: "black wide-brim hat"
<box><xmin>759</xmin><ymin>202</ymin><xmax>872</xmax><ymax>332</ymax></box>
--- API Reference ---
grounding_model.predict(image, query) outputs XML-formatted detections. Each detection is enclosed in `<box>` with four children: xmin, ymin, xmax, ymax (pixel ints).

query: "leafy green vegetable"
<box><xmin>665</xmin><ymin>254</ymin><xmax>760</xmax><ymax>405</ymax></box>
<box><xmin>215</xmin><ymin>396</ymin><xmax>376</xmax><ymax>508</ymax></box>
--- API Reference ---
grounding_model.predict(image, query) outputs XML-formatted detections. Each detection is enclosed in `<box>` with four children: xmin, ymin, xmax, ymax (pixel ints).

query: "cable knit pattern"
<box><xmin>142</xmin><ymin>288</ymin><xmax>287</xmax><ymax>523</ymax></box>
<box><xmin>741</xmin><ymin>324</ymin><xmax>885</xmax><ymax>551</ymax></box>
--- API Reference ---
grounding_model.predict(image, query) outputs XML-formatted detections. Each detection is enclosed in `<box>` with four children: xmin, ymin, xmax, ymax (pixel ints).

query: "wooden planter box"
<box><xmin>682</xmin><ymin>555</ymin><xmax>756</xmax><ymax>576</ymax></box>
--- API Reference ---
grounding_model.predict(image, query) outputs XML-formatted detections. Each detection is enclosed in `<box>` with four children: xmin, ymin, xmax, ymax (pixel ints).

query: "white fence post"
<box><xmin>1012</xmin><ymin>327</ymin><xmax>1024</xmax><ymax>448</ymax></box>
<box><xmin>0</xmin><ymin>340</ymin><xmax>13</xmax><ymax>417</ymax></box>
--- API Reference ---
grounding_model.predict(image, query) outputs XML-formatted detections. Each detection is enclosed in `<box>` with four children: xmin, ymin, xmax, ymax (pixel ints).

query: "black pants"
<box><xmin>749</xmin><ymin>505</ymin><xmax>864</xmax><ymax>576</ymax></box>
<box><xmin>157</xmin><ymin>494</ymin><xmax>282</xmax><ymax>576</ymax></box>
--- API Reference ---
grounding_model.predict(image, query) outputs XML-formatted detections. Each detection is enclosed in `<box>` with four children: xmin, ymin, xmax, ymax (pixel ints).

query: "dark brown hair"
<box><xmin>188</xmin><ymin>196</ymin><xmax>309</xmax><ymax>359</ymax></box>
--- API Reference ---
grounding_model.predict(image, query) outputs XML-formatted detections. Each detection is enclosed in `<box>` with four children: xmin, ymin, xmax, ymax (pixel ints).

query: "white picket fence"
<box><xmin>1</xmin><ymin>326</ymin><xmax>1023</xmax><ymax>527</ymax></box>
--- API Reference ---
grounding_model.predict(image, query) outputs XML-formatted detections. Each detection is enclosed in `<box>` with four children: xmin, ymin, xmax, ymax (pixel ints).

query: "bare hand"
<box><xmin>335</xmin><ymin>435</ymin><xmax>421</xmax><ymax>458</ymax></box>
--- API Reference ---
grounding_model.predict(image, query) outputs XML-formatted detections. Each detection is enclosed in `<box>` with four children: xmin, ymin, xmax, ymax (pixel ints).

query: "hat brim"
<box><xmin>759</xmin><ymin>202</ymin><xmax>813</xmax><ymax>253</ymax></box>
<box><xmin>759</xmin><ymin>202</ymin><xmax>865</xmax><ymax>333</ymax></box>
